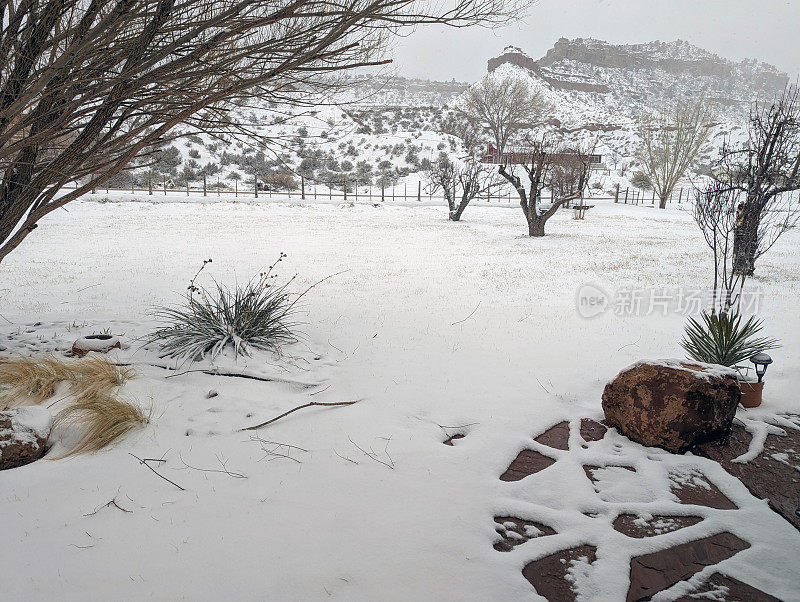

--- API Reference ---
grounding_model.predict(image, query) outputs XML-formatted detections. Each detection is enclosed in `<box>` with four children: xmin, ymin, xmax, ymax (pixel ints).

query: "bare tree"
<box><xmin>693</xmin><ymin>176</ymin><xmax>797</xmax><ymax>314</ymax></box>
<box><xmin>715</xmin><ymin>86</ymin><xmax>800</xmax><ymax>275</ymax></box>
<box><xmin>498</xmin><ymin>138</ymin><xmax>593</xmax><ymax>236</ymax></box>
<box><xmin>635</xmin><ymin>95</ymin><xmax>715</xmax><ymax>208</ymax></box>
<box><xmin>424</xmin><ymin>151</ymin><xmax>499</xmax><ymax>221</ymax></box>
<box><xmin>457</xmin><ymin>73</ymin><xmax>550</xmax><ymax>159</ymax></box>
<box><xmin>0</xmin><ymin>0</ymin><xmax>528</xmax><ymax>264</ymax></box>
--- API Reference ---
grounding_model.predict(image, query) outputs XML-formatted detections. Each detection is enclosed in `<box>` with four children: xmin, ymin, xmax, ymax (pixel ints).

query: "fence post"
<box><xmin>624</xmin><ymin>187</ymin><xmax>628</xmax><ymax>203</ymax></box>
<box><xmin>301</xmin><ymin>176</ymin><xmax>305</xmax><ymax>200</ymax></box>
<box><xmin>355</xmin><ymin>179</ymin><xmax>358</xmax><ymax>202</ymax></box>
<box><xmin>217</xmin><ymin>177</ymin><xmax>220</xmax><ymax>197</ymax></box>
<box><xmin>651</xmin><ymin>189</ymin><xmax>655</xmax><ymax>205</ymax></box>
<box><xmin>343</xmin><ymin>179</ymin><xmax>347</xmax><ymax>201</ymax></box>
<box><xmin>417</xmin><ymin>181</ymin><xmax>421</xmax><ymax>203</ymax></box>
<box><xmin>678</xmin><ymin>188</ymin><xmax>683</xmax><ymax>204</ymax></box>
<box><xmin>329</xmin><ymin>183</ymin><xmax>332</xmax><ymax>200</ymax></box>
<box><xmin>404</xmin><ymin>182</ymin><xmax>407</xmax><ymax>200</ymax></box>
<box><xmin>254</xmin><ymin>177</ymin><xmax>258</xmax><ymax>198</ymax></box>
<box><xmin>203</xmin><ymin>174</ymin><xmax>207</xmax><ymax>197</ymax></box>
<box><xmin>381</xmin><ymin>177</ymin><xmax>385</xmax><ymax>202</ymax></box>
<box><xmin>235</xmin><ymin>179</ymin><xmax>238</xmax><ymax>197</ymax></box>
<box><xmin>163</xmin><ymin>179</ymin><xmax>166</xmax><ymax>195</ymax></box>
<box><xmin>148</xmin><ymin>176</ymin><xmax>152</xmax><ymax>196</ymax></box>
<box><xmin>614</xmin><ymin>183</ymin><xmax>619</xmax><ymax>203</ymax></box>
<box><xmin>186</xmin><ymin>179</ymin><xmax>189</xmax><ymax>196</ymax></box>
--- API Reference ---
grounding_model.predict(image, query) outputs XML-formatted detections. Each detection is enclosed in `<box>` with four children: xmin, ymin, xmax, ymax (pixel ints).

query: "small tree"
<box><xmin>715</xmin><ymin>86</ymin><xmax>800</xmax><ymax>275</ymax></box>
<box><xmin>498</xmin><ymin>138</ymin><xmax>593</xmax><ymax>237</ymax></box>
<box><xmin>693</xmin><ymin>179</ymin><xmax>796</xmax><ymax>314</ymax></box>
<box><xmin>458</xmin><ymin>74</ymin><xmax>550</xmax><ymax>158</ymax></box>
<box><xmin>424</xmin><ymin>152</ymin><xmax>499</xmax><ymax>221</ymax></box>
<box><xmin>636</xmin><ymin>96</ymin><xmax>715</xmax><ymax>208</ymax></box>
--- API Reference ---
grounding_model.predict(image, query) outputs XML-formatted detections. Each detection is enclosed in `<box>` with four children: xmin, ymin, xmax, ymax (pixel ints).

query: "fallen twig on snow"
<box><xmin>83</xmin><ymin>497</ymin><xmax>132</xmax><ymax>516</ymax></box>
<box><xmin>249</xmin><ymin>434</ymin><xmax>309</xmax><ymax>463</ymax></box>
<box><xmin>240</xmin><ymin>399</ymin><xmax>361</xmax><ymax>431</ymax></box>
<box><xmin>348</xmin><ymin>435</ymin><xmax>395</xmax><ymax>469</ymax></box>
<box><xmin>129</xmin><ymin>453</ymin><xmax>186</xmax><ymax>491</ymax></box>
<box><xmin>178</xmin><ymin>452</ymin><xmax>247</xmax><ymax>478</ymax></box>
<box><xmin>451</xmin><ymin>302</ymin><xmax>481</xmax><ymax>326</ymax></box>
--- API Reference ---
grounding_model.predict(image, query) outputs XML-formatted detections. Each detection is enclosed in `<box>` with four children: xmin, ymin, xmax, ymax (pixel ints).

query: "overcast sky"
<box><xmin>390</xmin><ymin>0</ymin><xmax>800</xmax><ymax>82</ymax></box>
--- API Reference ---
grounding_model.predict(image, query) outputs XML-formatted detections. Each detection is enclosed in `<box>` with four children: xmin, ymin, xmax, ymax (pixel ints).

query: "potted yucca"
<box><xmin>681</xmin><ymin>312</ymin><xmax>779</xmax><ymax>408</ymax></box>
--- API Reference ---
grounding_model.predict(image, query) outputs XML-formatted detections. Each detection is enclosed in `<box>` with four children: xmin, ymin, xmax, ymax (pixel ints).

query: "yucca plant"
<box><xmin>147</xmin><ymin>255</ymin><xmax>302</xmax><ymax>361</ymax></box>
<box><xmin>681</xmin><ymin>311</ymin><xmax>779</xmax><ymax>369</ymax></box>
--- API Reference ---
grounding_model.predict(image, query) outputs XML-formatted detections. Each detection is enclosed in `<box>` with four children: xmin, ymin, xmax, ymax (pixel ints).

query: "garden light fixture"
<box><xmin>750</xmin><ymin>353</ymin><xmax>773</xmax><ymax>383</ymax></box>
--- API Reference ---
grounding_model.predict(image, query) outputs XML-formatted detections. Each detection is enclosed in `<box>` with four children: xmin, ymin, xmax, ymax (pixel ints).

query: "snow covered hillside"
<box><xmin>106</xmin><ymin>38</ymin><xmax>789</xmax><ymax>202</ymax></box>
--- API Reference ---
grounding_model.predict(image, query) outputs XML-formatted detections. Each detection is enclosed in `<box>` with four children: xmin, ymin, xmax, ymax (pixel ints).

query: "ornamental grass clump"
<box><xmin>0</xmin><ymin>355</ymin><xmax>134</xmax><ymax>411</ymax></box>
<box><xmin>51</xmin><ymin>393</ymin><xmax>150</xmax><ymax>458</ymax></box>
<box><xmin>0</xmin><ymin>354</ymin><xmax>145</xmax><ymax>456</ymax></box>
<box><xmin>147</xmin><ymin>254</ymin><xmax>302</xmax><ymax>361</ymax></box>
<box><xmin>681</xmin><ymin>311</ymin><xmax>779</xmax><ymax>369</ymax></box>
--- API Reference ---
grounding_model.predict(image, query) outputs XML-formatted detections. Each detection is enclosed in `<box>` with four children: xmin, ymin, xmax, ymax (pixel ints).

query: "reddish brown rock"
<box><xmin>669</xmin><ymin>469</ymin><xmax>738</xmax><ymax>510</ymax></box>
<box><xmin>602</xmin><ymin>360</ymin><xmax>741</xmax><ymax>453</ymax></box>
<box><xmin>613</xmin><ymin>513</ymin><xmax>703</xmax><ymax>538</ymax></box>
<box><xmin>627</xmin><ymin>532</ymin><xmax>749</xmax><ymax>601</ymax></box>
<box><xmin>534</xmin><ymin>421</ymin><xmax>570</xmax><ymax>450</ymax></box>
<box><xmin>695</xmin><ymin>418</ymin><xmax>800</xmax><ymax>531</ymax></box>
<box><xmin>0</xmin><ymin>406</ymin><xmax>52</xmax><ymax>470</ymax></box>
<box><xmin>500</xmin><ymin>449</ymin><xmax>556</xmax><ymax>481</ymax></box>
<box><xmin>493</xmin><ymin>516</ymin><xmax>556</xmax><ymax>551</ymax></box>
<box><xmin>522</xmin><ymin>545</ymin><xmax>597</xmax><ymax>601</ymax></box>
<box><xmin>676</xmin><ymin>572</ymin><xmax>780</xmax><ymax>601</ymax></box>
<box><xmin>580</xmin><ymin>418</ymin><xmax>607</xmax><ymax>443</ymax></box>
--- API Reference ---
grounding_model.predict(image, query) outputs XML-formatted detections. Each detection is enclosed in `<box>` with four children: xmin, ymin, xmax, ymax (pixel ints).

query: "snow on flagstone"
<box><xmin>0</xmin><ymin>196</ymin><xmax>799</xmax><ymax>600</ymax></box>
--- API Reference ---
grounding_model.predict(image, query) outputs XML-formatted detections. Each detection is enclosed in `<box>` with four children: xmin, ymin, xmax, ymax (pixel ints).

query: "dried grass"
<box><xmin>70</xmin><ymin>357</ymin><xmax>136</xmax><ymax>400</ymax></box>
<box><xmin>52</xmin><ymin>394</ymin><xmax>150</xmax><ymax>458</ymax></box>
<box><xmin>0</xmin><ymin>355</ymin><xmax>134</xmax><ymax>410</ymax></box>
<box><xmin>0</xmin><ymin>356</ymin><xmax>71</xmax><ymax>409</ymax></box>
<box><xmin>0</xmin><ymin>354</ymin><xmax>146</xmax><ymax>456</ymax></box>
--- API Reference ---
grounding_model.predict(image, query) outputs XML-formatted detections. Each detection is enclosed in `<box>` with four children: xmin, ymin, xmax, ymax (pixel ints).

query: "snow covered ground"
<box><xmin>1</xmin><ymin>196</ymin><xmax>799</xmax><ymax>600</ymax></box>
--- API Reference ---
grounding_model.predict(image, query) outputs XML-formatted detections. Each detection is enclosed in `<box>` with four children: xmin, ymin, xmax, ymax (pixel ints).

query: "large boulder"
<box><xmin>602</xmin><ymin>360</ymin><xmax>740</xmax><ymax>453</ymax></box>
<box><xmin>0</xmin><ymin>406</ymin><xmax>53</xmax><ymax>470</ymax></box>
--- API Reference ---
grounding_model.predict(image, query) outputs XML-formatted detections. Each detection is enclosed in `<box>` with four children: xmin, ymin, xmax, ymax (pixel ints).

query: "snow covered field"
<box><xmin>1</xmin><ymin>196</ymin><xmax>799</xmax><ymax>600</ymax></box>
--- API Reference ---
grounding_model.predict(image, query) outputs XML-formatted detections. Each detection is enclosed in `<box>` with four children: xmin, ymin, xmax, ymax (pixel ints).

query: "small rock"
<box><xmin>72</xmin><ymin>334</ymin><xmax>121</xmax><ymax>357</ymax></box>
<box><xmin>602</xmin><ymin>359</ymin><xmax>740</xmax><ymax>453</ymax></box>
<box><xmin>0</xmin><ymin>406</ymin><xmax>53</xmax><ymax>470</ymax></box>
<box><xmin>206</xmin><ymin>390</ymin><xmax>219</xmax><ymax>399</ymax></box>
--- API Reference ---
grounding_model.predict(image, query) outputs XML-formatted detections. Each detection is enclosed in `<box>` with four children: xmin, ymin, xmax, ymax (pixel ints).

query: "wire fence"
<box><xmin>80</xmin><ymin>179</ymin><xmax>800</xmax><ymax>208</ymax></box>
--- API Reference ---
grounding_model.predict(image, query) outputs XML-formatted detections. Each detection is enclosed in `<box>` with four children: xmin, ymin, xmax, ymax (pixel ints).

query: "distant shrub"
<box><xmin>631</xmin><ymin>170</ymin><xmax>652</xmax><ymax>190</ymax></box>
<box><xmin>188</xmin><ymin>148</ymin><xmax>201</xmax><ymax>159</ymax></box>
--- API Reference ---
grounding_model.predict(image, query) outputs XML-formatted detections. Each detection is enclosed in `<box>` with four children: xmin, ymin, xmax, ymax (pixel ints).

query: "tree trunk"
<box><xmin>658</xmin><ymin>194</ymin><xmax>668</xmax><ymax>209</ymax></box>
<box><xmin>526</xmin><ymin>213</ymin><xmax>546</xmax><ymax>236</ymax></box>
<box><xmin>733</xmin><ymin>204</ymin><xmax>759</xmax><ymax>275</ymax></box>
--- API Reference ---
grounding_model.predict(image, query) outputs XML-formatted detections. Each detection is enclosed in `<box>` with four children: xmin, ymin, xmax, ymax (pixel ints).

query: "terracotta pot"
<box><xmin>739</xmin><ymin>380</ymin><xmax>764</xmax><ymax>408</ymax></box>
